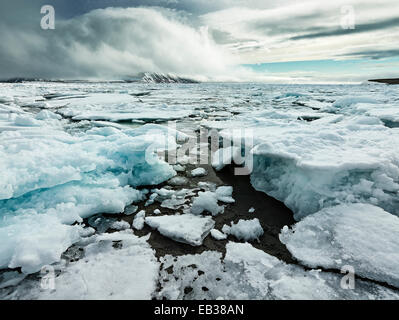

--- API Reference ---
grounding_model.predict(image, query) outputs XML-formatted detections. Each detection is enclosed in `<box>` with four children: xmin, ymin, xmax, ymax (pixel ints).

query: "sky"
<box><xmin>0</xmin><ymin>0</ymin><xmax>398</xmax><ymax>83</ymax></box>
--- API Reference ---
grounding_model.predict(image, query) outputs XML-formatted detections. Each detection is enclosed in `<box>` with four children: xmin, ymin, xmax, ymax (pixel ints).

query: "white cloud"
<box><xmin>0</xmin><ymin>7</ymin><xmax>240</xmax><ymax>80</ymax></box>
<box><xmin>201</xmin><ymin>0</ymin><xmax>399</xmax><ymax>63</ymax></box>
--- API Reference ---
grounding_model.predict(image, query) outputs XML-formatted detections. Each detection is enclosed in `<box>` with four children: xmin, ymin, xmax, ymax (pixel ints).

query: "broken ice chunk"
<box><xmin>223</xmin><ymin>219</ymin><xmax>264</xmax><ymax>242</ymax></box>
<box><xmin>191</xmin><ymin>191</ymin><xmax>224</xmax><ymax>216</ymax></box>
<box><xmin>173</xmin><ymin>164</ymin><xmax>186</xmax><ymax>172</ymax></box>
<box><xmin>133</xmin><ymin>210</ymin><xmax>146</xmax><ymax>230</ymax></box>
<box><xmin>215</xmin><ymin>186</ymin><xmax>235</xmax><ymax>203</ymax></box>
<box><xmin>191</xmin><ymin>167</ymin><xmax>207</xmax><ymax>177</ymax></box>
<box><xmin>210</xmin><ymin>229</ymin><xmax>227</xmax><ymax>241</ymax></box>
<box><xmin>145</xmin><ymin>214</ymin><xmax>215</xmax><ymax>246</ymax></box>
<box><xmin>110</xmin><ymin>220</ymin><xmax>131</xmax><ymax>231</ymax></box>
<box><xmin>124</xmin><ymin>205</ymin><xmax>138</xmax><ymax>216</ymax></box>
<box><xmin>168</xmin><ymin>176</ymin><xmax>189</xmax><ymax>186</ymax></box>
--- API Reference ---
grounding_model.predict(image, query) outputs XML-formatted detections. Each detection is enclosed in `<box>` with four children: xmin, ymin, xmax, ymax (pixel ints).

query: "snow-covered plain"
<box><xmin>0</xmin><ymin>81</ymin><xmax>398</xmax><ymax>299</ymax></box>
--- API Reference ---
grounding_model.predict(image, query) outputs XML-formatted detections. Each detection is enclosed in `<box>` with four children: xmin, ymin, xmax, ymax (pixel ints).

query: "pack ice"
<box><xmin>218</xmin><ymin>110</ymin><xmax>399</xmax><ymax>219</ymax></box>
<box><xmin>0</xmin><ymin>99</ymin><xmax>178</xmax><ymax>274</ymax></box>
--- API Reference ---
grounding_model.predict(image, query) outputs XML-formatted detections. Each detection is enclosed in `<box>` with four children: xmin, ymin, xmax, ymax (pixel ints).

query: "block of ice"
<box><xmin>191</xmin><ymin>167</ymin><xmax>207</xmax><ymax>177</ymax></box>
<box><xmin>145</xmin><ymin>214</ymin><xmax>215</xmax><ymax>246</ymax></box>
<box><xmin>191</xmin><ymin>191</ymin><xmax>224</xmax><ymax>216</ymax></box>
<box><xmin>243</xmin><ymin>116</ymin><xmax>399</xmax><ymax>219</ymax></box>
<box><xmin>133</xmin><ymin>210</ymin><xmax>146</xmax><ymax>230</ymax></box>
<box><xmin>280</xmin><ymin>203</ymin><xmax>399</xmax><ymax>288</ymax></box>
<box><xmin>2</xmin><ymin>231</ymin><xmax>160</xmax><ymax>300</ymax></box>
<box><xmin>0</xmin><ymin>215</ymin><xmax>85</xmax><ymax>274</ymax></box>
<box><xmin>35</xmin><ymin>110</ymin><xmax>62</xmax><ymax>120</ymax></box>
<box><xmin>331</xmin><ymin>96</ymin><xmax>378</xmax><ymax>109</ymax></box>
<box><xmin>224</xmin><ymin>219</ymin><xmax>264</xmax><ymax>242</ymax></box>
<box><xmin>210</xmin><ymin>229</ymin><xmax>227</xmax><ymax>241</ymax></box>
<box><xmin>215</xmin><ymin>186</ymin><xmax>235</xmax><ymax>203</ymax></box>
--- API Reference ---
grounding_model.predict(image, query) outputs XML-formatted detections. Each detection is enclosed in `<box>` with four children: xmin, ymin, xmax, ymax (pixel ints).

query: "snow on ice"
<box><xmin>156</xmin><ymin>242</ymin><xmax>399</xmax><ymax>300</ymax></box>
<box><xmin>145</xmin><ymin>214</ymin><xmax>215</xmax><ymax>246</ymax></box>
<box><xmin>280</xmin><ymin>203</ymin><xmax>399</xmax><ymax>288</ymax></box>
<box><xmin>222</xmin><ymin>219</ymin><xmax>264</xmax><ymax>242</ymax></box>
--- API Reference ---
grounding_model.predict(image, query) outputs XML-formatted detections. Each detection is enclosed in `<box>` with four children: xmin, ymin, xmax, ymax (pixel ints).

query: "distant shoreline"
<box><xmin>369</xmin><ymin>78</ymin><xmax>399</xmax><ymax>85</ymax></box>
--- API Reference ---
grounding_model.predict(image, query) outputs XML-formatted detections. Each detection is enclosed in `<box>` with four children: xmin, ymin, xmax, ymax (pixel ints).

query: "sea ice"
<box><xmin>0</xmin><ymin>215</ymin><xmax>86</xmax><ymax>274</ymax></box>
<box><xmin>210</xmin><ymin>229</ymin><xmax>227</xmax><ymax>241</ymax></box>
<box><xmin>145</xmin><ymin>214</ymin><xmax>215</xmax><ymax>246</ymax></box>
<box><xmin>212</xmin><ymin>146</ymin><xmax>241</xmax><ymax>171</ymax></box>
<box><xmin>280</xmin><ymin>203</ymin><xmax>399</xmax><ymax>288</ymax></box>
<box><xmin>133</xmin><ymin>210</ymin><xmax>146</xmax><ymax>230</ymax></box>
<box><xmin>191</xmin><ymin>168</ymin><xmax>207</xmax><ymax>177</ymax></box>
<box><xmin>223</xmin><ymin>219</ymin><xmax>264</xmax><ymax>242</ymax></box>
<box><xmin>191</xmin><ymin>191</ymin><xmax>224</xmax><ymax>216</ymax></box>
<box><xmin>1</xmin><ymin>231</ymin><xmax>160</xmax><ymax>300</ymax></box>
<box><xmin>245</xmin><ymin>115</ymin><xmax>399</xmax><ymax>219</ymax></box>
<box><xmin>0</xmin><ymin>111</ymin><xmax>178</xmax><ymax>273</ymax></box>
<box><xmin>156</xmin><ymin>242</ymin><xmax>399</xmax><ymax>300</ymax></box>
<box><xmin>215</xmin><ymin>186</ymin><xmax>235</xmax><ymax>203</ymax></box>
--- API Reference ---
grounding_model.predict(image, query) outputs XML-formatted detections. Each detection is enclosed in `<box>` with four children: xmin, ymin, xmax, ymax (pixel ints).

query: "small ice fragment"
<box><xmin>154</xmin><ymin>209</ymin><xmax>161</xmax><ymax>215</ymax></box>
<box><xmin>191</xmin><ymin>168</ymin><xmax>207</xmax><ymax>177</ymax></box>
<box><xmin>133</xmin><ymin>210</ymin><xmax>146</xmax><ymax>230</ymax></box>
<box><xmin>125</xmin><ymin>205</ymin><xmax>138</xmax><ymax>216</ymax></box>
<box><xmin>191</xmin><ymin>191</ymin><xmax>224</xmax><ymax>216</ymax></box>
<box><xmin>222</xmin><ymin>224</ymin><xmax>231</xmax><ymax>234</ymax></box>
<box><xmin>168</xmin><ymin>176</ymin><xmax>188</xmax><ymax>186</ymax></box>
<box><xmin>210</xmin><ymin>229</ymin><xmax>227</xmax><ymax>241</ymax></box>
<box><xmin>215</xmin><ymin>186</ymin><xmax>235</xmax><ymax>203</ymax></box>
<box><xmin>110</xmin><ymin>220</ymin><xmax>130</xmax><ymax>231</ymax></box>
<box><xmin>198</xmin><ymin>181</ymin><xmax>217</xmax><ymax>192</ymax></box>
<box><xmin>145</xmin><ymin>214</ymin><xmax>215</xmax><ymax>246</ymax></box>
<box><xmin>173</xmin><ymin>164</ymin><xmax>186</xmax><ymax>172</ymax></box>
<box><xmin>226</xmin><ymin>219</ymin><xmax>264</xmax><ymax>242</ymax></box>
<box><xmin>248</xmin><ymin>207</ymin><xmax>255</xmax><ymax>213</ymax></box>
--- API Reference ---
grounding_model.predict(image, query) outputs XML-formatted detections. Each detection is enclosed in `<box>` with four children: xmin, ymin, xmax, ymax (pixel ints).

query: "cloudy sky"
<box><xmin>0</xmin><ymin>0</ymin><xmax>398</xmax><ymax>83</ymax></box>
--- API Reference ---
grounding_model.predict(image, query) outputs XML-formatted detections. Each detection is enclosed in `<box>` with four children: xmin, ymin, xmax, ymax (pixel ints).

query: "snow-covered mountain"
<box><xmin>125</xmin><ymin>72</ymin><xmax>200</xmax><ymax>83</ymax></box>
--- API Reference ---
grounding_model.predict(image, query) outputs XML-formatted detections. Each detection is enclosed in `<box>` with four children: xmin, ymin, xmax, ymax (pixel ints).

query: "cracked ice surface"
<box><xmin>1</xmin><ymin>231</ymin><xmax>159</xmax><ymax>300</ymax></box>
<box><xmin>280</xmin><ymin>203</ymin><xmax>399</xmax><ymax>288</ymax></box>
<box><xmin>0</xmin><ymin>95</ymin><xmax>179</xmax><ymax>273</ymax></box>
<box><xmin>157</xmin><ymin>242</ymin><xmax>399</xmax><ymax>300</ymax></box>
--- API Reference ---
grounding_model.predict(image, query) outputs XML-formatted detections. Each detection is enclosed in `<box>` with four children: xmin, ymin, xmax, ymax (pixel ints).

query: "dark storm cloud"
<box><xmin>290</xmin><ymin>17</ymin><xmax>399</xmax><ymax>40</ymax></box>
<box><xmin>0</xmin><ymin>5</ymin><xmax>234</xmax><ymax>80</ymax></box>
<box><xmin>339</xmin><ymin>49</ymin><xmax>399</xmax><ymax>60</ymax></box>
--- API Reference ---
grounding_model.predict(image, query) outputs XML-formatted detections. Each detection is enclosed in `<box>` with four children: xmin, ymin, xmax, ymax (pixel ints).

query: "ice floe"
<box><xmin>156</xmin><ymin>242</ymin><xmax>399</xmax><ymax>300</ymax></box>
<box><xmin>280</xmin><ymin>203</ymin><xmax>399</xmax><ymax>288</ymax></box>
<box><xmin>1</xmin><ymin>231</ymin><xmax>159</xmax><ymax>300</ymax></box>
<box><xmin>145</xmin><ymin>214</ymin><xmax>215</xmax><ymax>246</ymax></box>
